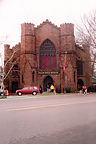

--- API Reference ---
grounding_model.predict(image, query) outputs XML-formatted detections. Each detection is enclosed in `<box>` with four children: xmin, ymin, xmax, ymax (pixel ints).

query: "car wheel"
<box><xmin>17</xmin><ymin>92</ymin><xmax>22</xmax><ymax>96</ymax></box>
<box><xmin>32</xmin><ymin>91</ymin><xmax>37</xmax><ymax>95</ymax></box>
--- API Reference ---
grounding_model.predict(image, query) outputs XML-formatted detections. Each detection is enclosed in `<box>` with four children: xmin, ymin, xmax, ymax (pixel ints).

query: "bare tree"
<box><xmin>0</xmin><ymin>36</ymin><xmax>8</xmax><ymax>90</ymax></box>
<box><xmin>76</xmin><ymin>10</ymin><xmax>96</xmax><ymax>77</ymax></box>
<box><xmin>0</xmin><ymin>40</ymin><xmax>20</xmax><ymax>93</ymax></box>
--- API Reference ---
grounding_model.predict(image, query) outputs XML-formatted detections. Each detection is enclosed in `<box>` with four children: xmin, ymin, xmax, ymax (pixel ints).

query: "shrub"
<box><xmin>56</xmin><ymin>87</ymin><xmax>61</xmax><ymax>93</ymax></box>
<box><xmin>78</xmin><ymin>87</ymin><xmax>82</xmax><ymax>91</ymax></box>
<box><xmin>56</xmin><ymin>87</ymin><xmax>71</xmax><ymax>93</ymax></box>
<box><xmin>65</xmin><ymin>88</ymin><xmax>71</xmax><ymax>93</ymax></box>
<box><xmin>87</xmin><ymin>86</ymin><xmax>96</xmax><ymax>92</ymax></box>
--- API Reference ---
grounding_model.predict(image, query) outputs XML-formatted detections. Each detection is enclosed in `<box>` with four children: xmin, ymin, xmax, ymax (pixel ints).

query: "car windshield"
<box><xmin>34</xmin><ymin>87</ymin><xmax>37</xmax><ymax>89</ymax></box>
<box><xmin>22</xmin><ymin>87</ymin><xmax>38</xmax><ymax>90</ymax></box>
<box><xmin>22</xmin><ymin>87</ymin><xmax>29</xmax><ymax>90</ymax></box>
<box><xmin>30</xmin><ymin>87</ymin><xmax>34</xmax><ymax>89</ymax></box>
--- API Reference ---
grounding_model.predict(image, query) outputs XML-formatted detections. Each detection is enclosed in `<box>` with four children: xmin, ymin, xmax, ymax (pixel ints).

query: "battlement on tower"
<box><xmin>60</xmin><ymin>23</ymin><xmax>74</xmax><ymax>36</ymax></box>
<box><xmin>21</xmin><ymin>23</ymin><xmax>35</xmax><ymax>36</ymax></box>
<box><xmin>4</xmin><ymin>43</ymin><xmax>21</xmax><ymax>62</ymax></box>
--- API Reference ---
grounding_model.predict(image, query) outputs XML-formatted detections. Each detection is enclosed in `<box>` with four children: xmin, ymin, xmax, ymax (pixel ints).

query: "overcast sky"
<box><xmin>0</xmin><ymin>0</ymin><xmax>96</xmax><ymax>65</ymax></box>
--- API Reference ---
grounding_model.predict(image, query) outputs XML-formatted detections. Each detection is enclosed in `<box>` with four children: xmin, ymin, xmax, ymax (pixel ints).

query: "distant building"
<box><xmin>4</xmin><ymin>20</ymin><xmax>91</xmax><ymax>93</ymax></box>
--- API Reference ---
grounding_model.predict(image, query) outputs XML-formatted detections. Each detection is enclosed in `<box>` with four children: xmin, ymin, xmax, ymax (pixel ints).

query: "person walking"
<box><xmin>54</xmin><ymin>87</ymin><xmax>56</xmax><ymax>95</ymax></box>
<box><xmin>82</xmin><ymin>85</ymin><xmax>87</xmax><ymax>95</ymax></box>
<box><xmin>39</xmin><ymin>85</ymin><xmax>42</xmax><ymax>94</ymax></box>
<box><xmin>47</xmin><ymin>84</ymin><xmax>50</xmax><ymax>92</ymax></box>
<box><xmin>50</xmin><ymin>84</ymin><xmax>54</xmax><ymax>92</ymax></box>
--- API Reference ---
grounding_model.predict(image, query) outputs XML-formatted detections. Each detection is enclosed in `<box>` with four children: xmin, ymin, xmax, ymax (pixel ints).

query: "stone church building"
<box><xmin>4</xmin><ymin>20</ymin><xmax>91</xmax><ymax>93</ymax></box>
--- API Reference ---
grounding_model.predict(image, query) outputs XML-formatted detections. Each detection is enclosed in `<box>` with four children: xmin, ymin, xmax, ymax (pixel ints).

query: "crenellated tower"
<box><xmin>21</xmin><ymin>23</ymin><xmax>35</xmax><ymax>52</ymax></box>
<box><xmin>60</xmin><ymin>23</ymin><xmax>75</xmax><ymax>51</ymax></box>
<box><xmin>60</xmin><ymin>23</ymin><xmax>77</xmax><ymax>91</ymax></box>
<box><xmin>20</xmin><ymin>23</ymin><xmax>37</xmax><ymax>87</ymax></box>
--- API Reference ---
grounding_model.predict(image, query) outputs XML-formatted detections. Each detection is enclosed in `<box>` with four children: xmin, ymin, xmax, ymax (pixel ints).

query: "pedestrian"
<box><xmin>47</xmin><ymin>84</ymin><xmax>50</xmax><ymax>92</ymax></box>
<box><xmin>39</xmin><ymin>85</ymin><xmax>42</xmax><ymax>94</ymax></box>
<box><xmin>54</xmin><ymin>87</ymin><xmax>56</xmax><ymax>95</ymax></box>
<box><xmin>82</xmin><ymin>86</ymin><xmax>85</xmax><ymax>94</ymax></box>
<box><xmin>85</xmin><ymin>86</ymin><xmax>87</xmax><ymax>94</ymax></box>
<box><xmin>50</xmin><ymin>84</ymin><xmax>54</xmax><ymax>92</ymax></box>
<box><xmin>82</xmin><ymin>86</ymin><xmax>87</xmax><ymax>95</ymax></box>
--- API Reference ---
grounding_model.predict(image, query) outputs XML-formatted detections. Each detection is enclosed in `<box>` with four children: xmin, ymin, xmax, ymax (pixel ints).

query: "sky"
<box><xmin>0</xmin><ymin>0</ymin><xmax>96</xmax><ymax>65</ymax></box>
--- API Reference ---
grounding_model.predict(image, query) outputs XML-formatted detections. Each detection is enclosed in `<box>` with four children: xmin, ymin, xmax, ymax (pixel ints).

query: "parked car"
<box><xmin>16</xmin><ymin>86</ymin><xmax>39</xmax><ymax>96</ymax></box>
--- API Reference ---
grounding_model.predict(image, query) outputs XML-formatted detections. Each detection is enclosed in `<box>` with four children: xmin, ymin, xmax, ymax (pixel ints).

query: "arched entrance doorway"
<box><xmin>77</xmin><ymin>79</ymin><xmax>84</xmax><ymax>90</ymax></box>
<box><xmin>43</xmin><ymin>76</ymin><xmax>53</xmax><ymax>91</ymax></box>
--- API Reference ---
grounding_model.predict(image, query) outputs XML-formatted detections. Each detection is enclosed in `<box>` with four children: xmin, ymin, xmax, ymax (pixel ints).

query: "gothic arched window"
<box><xmin>76</xmin><ymin>60</ymin><xmax>83</xmax><ymax>76</ymax></box>
<box><xmin>12</xmin><ymin>64</ymin><xmax>19</xmax><ymax>77</ymax></box>
<box><xmin>39</xmin><ymin>39</ymin><xmax>57</xmax><ymax>71</ymax></box>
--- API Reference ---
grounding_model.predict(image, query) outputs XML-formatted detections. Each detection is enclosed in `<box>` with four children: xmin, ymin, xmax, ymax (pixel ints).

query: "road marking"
<box><xmin>7</xmin><ymin>99</ymin><xmax>96</xmax><ymax>111</ymax></box>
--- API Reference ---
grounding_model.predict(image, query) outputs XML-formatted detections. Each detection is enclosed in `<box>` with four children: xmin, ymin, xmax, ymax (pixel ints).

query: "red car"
<box><xmin>16</xmin><ymin>86</ymin><xmax>39</xmax><ymax>96</ymax></box>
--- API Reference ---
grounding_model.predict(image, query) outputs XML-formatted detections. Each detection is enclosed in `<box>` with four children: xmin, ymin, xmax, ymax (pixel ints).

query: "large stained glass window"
<box><xmin>39</xmin><ymin>39</ymin><xmax>57</xmax><ymax>71</ymax></box>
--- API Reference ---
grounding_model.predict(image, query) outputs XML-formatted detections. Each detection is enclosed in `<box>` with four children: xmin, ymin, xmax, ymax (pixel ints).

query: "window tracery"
<box><xmin>39</xmin><ymin>39</ymin><xmax>57</xmax><ymax>71</ymax></box>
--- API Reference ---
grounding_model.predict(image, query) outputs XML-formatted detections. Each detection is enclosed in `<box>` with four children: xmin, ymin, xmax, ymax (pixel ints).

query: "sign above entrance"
<box><xmin>38</xmin><ymin>71</ymin><xmax>59</xmax><ymax>75</ymax></box>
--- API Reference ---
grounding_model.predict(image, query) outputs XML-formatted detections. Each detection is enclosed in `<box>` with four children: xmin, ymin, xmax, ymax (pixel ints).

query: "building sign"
<box><xmin>38</xmin><ymin>71</ymin><xmax>59</xmax><ymax>75</ymax></box>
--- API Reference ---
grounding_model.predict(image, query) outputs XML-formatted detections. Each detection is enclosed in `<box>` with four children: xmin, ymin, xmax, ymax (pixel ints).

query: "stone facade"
<box><xmin>4</xmin><ymin>20</ymin><xmax>91</xmax><ymax>93</ymax></box>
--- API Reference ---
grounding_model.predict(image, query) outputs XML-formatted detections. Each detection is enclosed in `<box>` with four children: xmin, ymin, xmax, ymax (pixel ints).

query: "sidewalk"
<box><xmin>5</xmin><ymin>92</ymin><xmax>79</xmax><ymax>100</ymax></box>
<box><xmin>1</xmin><ymin>91</ymin><xmax>91</xmax><ymax>100</ymax></box>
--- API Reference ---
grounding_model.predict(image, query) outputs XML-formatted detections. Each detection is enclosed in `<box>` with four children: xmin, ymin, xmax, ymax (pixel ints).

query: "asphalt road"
<box><xmin>0</xmin><ymin>93</ymin><xmax>96</xmax><ymax>144</ymax></box>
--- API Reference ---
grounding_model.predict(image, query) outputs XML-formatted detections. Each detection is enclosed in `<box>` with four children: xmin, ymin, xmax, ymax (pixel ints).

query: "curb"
<box><xmin>5</xmin><ymin>93</ymin><xmax>79</xmax><ymax>100</ymax></box>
